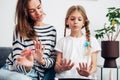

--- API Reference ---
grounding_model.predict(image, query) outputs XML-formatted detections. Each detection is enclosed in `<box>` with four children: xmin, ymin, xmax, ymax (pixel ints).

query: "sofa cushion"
<box><xmin>0</xmin><ymin>47</ymin><xmax>12</xmax><ymax>68</ymax></box>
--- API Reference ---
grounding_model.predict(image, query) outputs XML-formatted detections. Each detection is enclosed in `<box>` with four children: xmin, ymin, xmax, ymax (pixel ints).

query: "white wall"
<box><xmin>0</xmin><ymin>0</ymin><xmax>16</xmax><ymax>47</ymax></box>
<box><xmin>0</xmin><ymin>0</ymin><xmax>120</xmax><ymax>80</ymax></box>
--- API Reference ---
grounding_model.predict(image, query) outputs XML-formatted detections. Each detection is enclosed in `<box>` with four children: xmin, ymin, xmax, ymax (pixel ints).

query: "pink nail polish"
<box><xmin>28</xmin><ymin>49</ymin><xmax>33</xmax><ymax>53</ymax></box>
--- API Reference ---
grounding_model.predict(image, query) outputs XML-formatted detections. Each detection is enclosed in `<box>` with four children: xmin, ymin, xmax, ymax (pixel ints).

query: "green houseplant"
<box><xmin>95</xmin><ymin>7</ymin><xmax>120</xmax><ymax>68</ymax></box>
<box><xmin>95</xmin><ymin>7</ymin><xmax>120</xmax><ymax>40</ymax></box>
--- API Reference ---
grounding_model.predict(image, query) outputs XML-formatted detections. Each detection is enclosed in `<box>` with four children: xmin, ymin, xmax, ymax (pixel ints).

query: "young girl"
<box><xmin>0</xmin><ymin>0</ymin><xmax>56</xmax><ymax>80</ymax></box>
<box><xmin>54</xmin><ymin>5</ymin><xmax>101</xmax><ymax>79</ymax></box>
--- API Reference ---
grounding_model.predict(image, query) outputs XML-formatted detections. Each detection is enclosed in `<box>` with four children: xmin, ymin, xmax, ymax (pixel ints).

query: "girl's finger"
<box><xmin>79</xmin><ymin>63</ymin><xmax>82</xmax><ymax>69</ymax></box>
<box><xmin>85</xmin><ymin>63</ymin><xmax>88</xmax><ymax>70</ymax></box>
<box><xmin>76</xmin><ymin>67</ymin><xmax>80</xmax><ymax>72</ymax></box>
<box><xmin>67</xmin><ymin>59</ymin><xmax>71</xmax><ymax>65</ymax></box>
<box><xmin>82</xmin><ymin>63</ymin><xmax>85</xmax><ymax>68</ymax></box>
<box><xmin>68</xmin><ymin>62</ymin><xmax>74</xmax><ymax>70</ymax></box>
<box><xmin>63</xmin><ymin>58</ymin><xmax>67</xmax><ymax>65</ymax></box>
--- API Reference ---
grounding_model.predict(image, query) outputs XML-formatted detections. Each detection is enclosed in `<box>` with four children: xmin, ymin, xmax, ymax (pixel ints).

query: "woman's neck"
<box><xmin>34</xmin><ymin>22</ymin><xmax>47</xmax><ymax>27</ymax></box>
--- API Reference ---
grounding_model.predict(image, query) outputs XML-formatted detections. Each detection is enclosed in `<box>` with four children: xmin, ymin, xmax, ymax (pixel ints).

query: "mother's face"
<box><xmin>27</xmin><ymin>0</ymin><xmax>44</xmax><ymax>23</ymax></box>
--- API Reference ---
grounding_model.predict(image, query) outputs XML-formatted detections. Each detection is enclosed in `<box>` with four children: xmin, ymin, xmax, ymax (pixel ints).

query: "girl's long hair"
<box><xmin>64</xmin><ymin>5</ymin><xmax>90</xmax><ymax>42</ymax></box>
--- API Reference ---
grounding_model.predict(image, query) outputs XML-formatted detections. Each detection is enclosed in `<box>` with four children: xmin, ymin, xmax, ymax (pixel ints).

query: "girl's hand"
<box><xmin>76</xmin><ymin>62</ymin><xmax>90</xmax><ymax>77</ymax></box>
<box><xmin>55</xmin><ymin>58</ymin><xmax>74</xmax><ymax>73</ymax></box>
<box><xmin>16</xmin><ymin>49</ymin><xmax>34</xmax><ymax>71</ymax></box>
<box><xmin>33</xmin><ymin>38</ymin><xmax>45</xmax><ymax>64</ymax></box>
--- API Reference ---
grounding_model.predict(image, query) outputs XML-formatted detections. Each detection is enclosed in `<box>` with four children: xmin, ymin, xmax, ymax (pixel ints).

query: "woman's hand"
<box><xmin>55</xmin><ymin>58</ymin><xmax>74</xmax><ymax>73</ymax></box>
<box><xmin>33</xmin><ymin>38</ymin><xmax>45</xmax><ymax>65</ymax></box>
<box><xmin>16</xmin><ymin>49</ymin><xmax>34</xmax><ymax>71</ymax></box>
<box><xmin>76</xmin><ymin>62</ymin><xmax>91</xmax><ymax>77</ymax></box>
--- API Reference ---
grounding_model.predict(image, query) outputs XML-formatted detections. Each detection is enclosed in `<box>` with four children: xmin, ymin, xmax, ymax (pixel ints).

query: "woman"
<box><xmin>0</xmin><ymin>0</ymin><xmax>57</xmax><ymax>80</ymax></box>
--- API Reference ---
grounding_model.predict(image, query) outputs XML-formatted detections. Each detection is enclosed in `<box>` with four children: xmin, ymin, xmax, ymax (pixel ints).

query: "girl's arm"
<box><xmin>54</xmin><ymin>52</ymin><xmax>62</xmax><ymax>73</ymax></box>
<box><xmin>89</xmin><ymin>51</ymin><xmax>98</xmax><ymax>75</ymax></box>
<box><xmin>76</xmin><ymin>51</ymin><xmax>99</xmax><ymax>77</ymax></box>
<box><xmin>54</xmin><ymin>51</ymin><xmax>74</xmax><ymax>73</ymax></box>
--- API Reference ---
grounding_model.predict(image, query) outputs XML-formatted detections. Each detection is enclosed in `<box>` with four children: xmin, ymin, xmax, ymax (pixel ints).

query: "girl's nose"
<box><xmin>74</xmin><ymin>19</ymin><xmax>78</xmax><ymax>24</ymax></box>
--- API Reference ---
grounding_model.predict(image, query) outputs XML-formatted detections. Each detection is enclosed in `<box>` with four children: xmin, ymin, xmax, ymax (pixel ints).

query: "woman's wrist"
<box><xmin>39</xmin><ymin>58</ymin><xmax>46</xmax><ymax>66</ymax></box>
<box><xmin>25</xmin><ymin>66</ymin><xmax>32</xmax><ymax>72</ymax></box>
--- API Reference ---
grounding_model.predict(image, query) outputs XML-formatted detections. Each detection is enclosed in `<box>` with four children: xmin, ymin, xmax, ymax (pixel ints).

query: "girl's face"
<box><xmin>28</xmin><ymin>0</ymin><xmax>44</xmax><ymax>23</ymax></box>
<box><xmin>66</xmin><ymin>10</ymin><xmax>84</xmax><ymax>32</ymax></box>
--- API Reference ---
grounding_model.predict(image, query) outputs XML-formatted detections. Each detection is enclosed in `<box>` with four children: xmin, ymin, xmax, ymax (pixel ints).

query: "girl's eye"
<box><xmin>78</xmin><ymin>18</ymin><xmax>82</xmax><ymax>21</ymax></box>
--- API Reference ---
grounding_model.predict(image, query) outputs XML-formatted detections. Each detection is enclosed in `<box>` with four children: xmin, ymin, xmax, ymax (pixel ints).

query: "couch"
<box><xmin>0</xmin><ymin>47</ymin><xmax>55</xmax><ymax>80</ymax></box>
<box><xmin>0</xmin><ymin>47</ymin><xmax>12</xmax><ymax>68</ymax></box>
<box><xmin>0</xmin><ymin>47</ymin><xmax>96</xmax><ymax>80</ymax></box>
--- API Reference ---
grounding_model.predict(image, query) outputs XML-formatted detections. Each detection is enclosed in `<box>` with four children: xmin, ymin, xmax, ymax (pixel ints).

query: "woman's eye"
<box><xmin>29</xmin><ymin>9</ymin><xmax>35</xmax><ymax>13</ymax></box>
<box><xmin>70</xmin><ymin>18</ymin><xmax>75</xmax><ymax>21</ymax></box>
<box><xmin>38</xmin><ymin>6</ymin><xmax>41</xmax><ymax>9</ymax></box>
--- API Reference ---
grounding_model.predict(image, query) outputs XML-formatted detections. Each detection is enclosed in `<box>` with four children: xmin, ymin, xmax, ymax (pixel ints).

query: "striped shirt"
<box><xmin>5</xmin><ymin>25</ymin><xmax>57</xmax><ymax>79</ymax></box>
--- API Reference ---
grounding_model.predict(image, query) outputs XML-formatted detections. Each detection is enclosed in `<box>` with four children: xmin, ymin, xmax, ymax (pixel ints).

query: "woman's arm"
<box><xmin>35</xmin><ymin>26</ymin><xmax>57</xmax><ymax>68</ymax></box>
<box><xmin>6</xmin><ymin>29</ymin><xmax>32</xmax><ymax>74</ymax></box>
